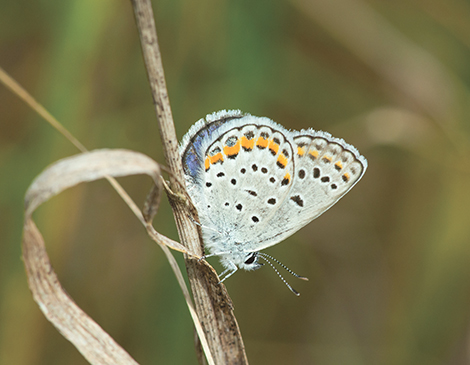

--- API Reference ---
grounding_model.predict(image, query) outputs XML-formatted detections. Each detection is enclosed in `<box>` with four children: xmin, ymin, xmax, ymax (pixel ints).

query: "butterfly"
<box><xmin>180</xmin><ymin>110</ymin><xmax>367</xmax><ymax>294</ymax></box>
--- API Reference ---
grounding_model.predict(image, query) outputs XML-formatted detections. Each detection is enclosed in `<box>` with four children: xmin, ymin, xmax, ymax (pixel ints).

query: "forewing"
<box><xmin>196</xmin><ymin>123</ymin><xmax>295</xmax><ymax>248</ymax></box>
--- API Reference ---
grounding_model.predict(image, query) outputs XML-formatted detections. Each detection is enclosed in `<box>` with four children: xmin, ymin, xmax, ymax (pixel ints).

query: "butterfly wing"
<box><xmin>181</xmin><ymin>111</ymin><xmax>367</xmax><ymax>258</ymax></box>
<box><xmin>181</xmin><ymin>111</ymin><xmax>296</xmax><ymax>255</ymax></box>
<box><xmin>252</xmin><ymin>129</ymin><xmax>367</xmax><ymax>251</ymax></box>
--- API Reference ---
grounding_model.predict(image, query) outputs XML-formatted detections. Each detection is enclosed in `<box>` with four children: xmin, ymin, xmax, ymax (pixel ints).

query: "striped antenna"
<box><xmin>258</xmin><ymin>253</ymin><xmax>309</xmax><ymax>281</ymax></box>
<box><xmin>257</xmin><ymin>253</ymin><xmax>308</xmax><ymax>296</ymax></box>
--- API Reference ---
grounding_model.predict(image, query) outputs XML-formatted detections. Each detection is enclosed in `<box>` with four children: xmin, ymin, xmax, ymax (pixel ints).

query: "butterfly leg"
<box><xmin>200</xmin><ymin>251</ymin><xmax>232</xmax><ymax>261</ymax></box>
<box><xmin>218</xmin><ymin>261</ymin><xmax>238</xmax><ymax>283</ymax></box>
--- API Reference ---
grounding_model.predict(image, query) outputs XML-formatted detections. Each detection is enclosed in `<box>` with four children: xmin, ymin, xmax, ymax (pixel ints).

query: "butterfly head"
<box><xmin>239</xmin><ymin>251</ymin><xmax>264</xmax><ymax>271</ymax></box>
<box><xmin>217</xmin><ymin>250</ymin><xmax>263</xmax><ymax>272</ymax></box>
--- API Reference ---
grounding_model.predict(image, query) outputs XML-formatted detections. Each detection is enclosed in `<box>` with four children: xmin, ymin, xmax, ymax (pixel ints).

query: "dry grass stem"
<box><xmin>131</xmin><ymin>0</ymin><xmax>248</xmax><ymax>363</ymax></box>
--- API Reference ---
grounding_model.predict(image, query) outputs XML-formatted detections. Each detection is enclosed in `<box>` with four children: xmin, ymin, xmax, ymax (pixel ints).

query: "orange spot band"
<box><xmin>309</xmin><ymin>150</ymin><xmax>319</xmax><ymax>159</ymax></box>
<box><xmin>277</xmin><ymin>153</ymin><xmax>288</xmax><ymax>168</ymax></box>
<box><xmin>209</xmin><ymin>153</ymin><xmax>224</xmax><ymax>164</ymax></box>
<box><xmin>268</xmin><ymin>139</ymin><xmax>279</xmax><ymax>155</ymax></box>
<box><xmin>241</xmin><ymin>136</ymin><xmax>255</xmax><ymax>150</ymax></box>
<box><xmin>282</xmin><ymin>172</ymin><xmax>291</xmax><ymax>185</ymax></box>
<box><xmin>256</xmin><ymin>137</ymin><xmax>268</xmax><ymax>148</ymax></box>
<box><xmin>224</xmin><ymin>141</ymin><xmax>240</xmax><ymax>156</ymax></box>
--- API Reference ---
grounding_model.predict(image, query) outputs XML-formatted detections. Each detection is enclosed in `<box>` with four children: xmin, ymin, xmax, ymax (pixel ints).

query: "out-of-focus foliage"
<box><xmin>1</xmin><ymin>0</ymin><xmax>470</xmax><ymax>364</ymax></box>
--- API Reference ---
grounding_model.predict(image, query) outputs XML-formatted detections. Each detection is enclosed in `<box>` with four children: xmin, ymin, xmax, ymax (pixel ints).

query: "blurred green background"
<box><xmin>2</xmin><ymin>0</ymin><xmax>470</xmax><ymax>364</ymax></box>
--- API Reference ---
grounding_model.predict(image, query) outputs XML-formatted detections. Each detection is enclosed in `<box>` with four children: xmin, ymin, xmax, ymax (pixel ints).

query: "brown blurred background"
<box><xmin>2</xmin><ymin>0</ymin><xmax>470</xmax><ymax>364</ymax></box>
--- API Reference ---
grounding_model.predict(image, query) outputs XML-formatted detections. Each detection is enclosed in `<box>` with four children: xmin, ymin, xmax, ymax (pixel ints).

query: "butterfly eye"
<box><xmin>244</xmin><ymin>253</ymin><xmax>257</xmax><ymax>265</ymax></box>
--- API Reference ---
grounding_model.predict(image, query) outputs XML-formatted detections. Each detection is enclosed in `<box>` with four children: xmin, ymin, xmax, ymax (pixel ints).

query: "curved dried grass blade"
<box><xmin>22</xmin><ymin>218</ymin><xmax>140</xmax><ymax>365</ymax></box>
<box><xmin>22</xmin><ymin>148</ymin><xmax>201</xmax><ymax>364</ymax></box>
<box><xmin>26</xmin><ymin>149</ymin><xmax>154</xmax><ymax>211</ymax></box>
<box><xmin>24</xmin><ymin>148</ymin><xmax>187</xmax><ymax>253</ymax></box>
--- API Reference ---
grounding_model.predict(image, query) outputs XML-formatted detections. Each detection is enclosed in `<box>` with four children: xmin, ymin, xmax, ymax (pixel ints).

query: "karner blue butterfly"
<box><xmin>180</xmin><ymin>110</ymin><xmax>367</xmax><ymax>295</ymax></box>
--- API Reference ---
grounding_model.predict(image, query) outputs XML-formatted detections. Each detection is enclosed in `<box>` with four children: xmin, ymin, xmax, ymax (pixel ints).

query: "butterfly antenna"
<box><xmin>258</xmin><ymin>253</ymin><xmax>309</xmax><ymax>281</ymax></box>
<box><xmin>257</xmin><ymin>254</ymin><xmax>301</xmax><ymax>296</ymax></box>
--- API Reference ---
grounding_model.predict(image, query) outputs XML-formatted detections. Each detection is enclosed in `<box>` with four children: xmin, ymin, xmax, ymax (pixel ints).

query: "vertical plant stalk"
<box><xmin>130</xmin><ymin>1</ymin><xmax>248</xmax><ymax>364</ymax></box>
